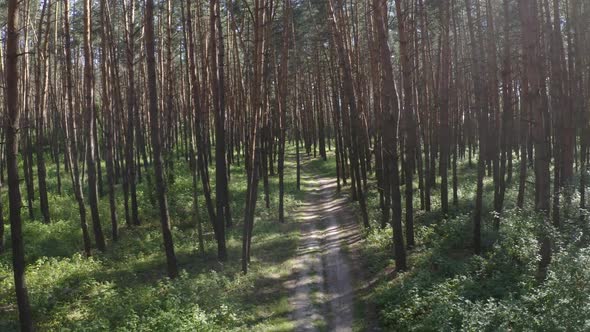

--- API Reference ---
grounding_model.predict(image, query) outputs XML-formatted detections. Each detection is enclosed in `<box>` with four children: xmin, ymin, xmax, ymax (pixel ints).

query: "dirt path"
<box><xmin>286</xmin><ymin>174</ymin><xmax>362</xmax><ymax>332</ymax></box>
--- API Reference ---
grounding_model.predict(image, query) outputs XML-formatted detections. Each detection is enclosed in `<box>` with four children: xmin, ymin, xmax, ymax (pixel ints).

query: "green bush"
<box><xmin>371</xmin><ymin>207</ymin><xmax>590</xmax><ymax>331</ymax></box>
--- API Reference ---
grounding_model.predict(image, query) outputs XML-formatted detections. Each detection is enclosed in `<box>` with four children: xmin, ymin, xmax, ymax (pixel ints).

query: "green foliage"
<box><xmin>42</xmin><ymin>270</ymin><xmax>240</xmax><ymax>331</ymax></box>
<box><xmin>0</xmin><ymin>145</ymin><xmax>304</xmax><ymax>331</ymax></box>
<box><xmin>360</xmin><ymin>159</ymin><xmax>590</xmax><ymax>331</ymax></box>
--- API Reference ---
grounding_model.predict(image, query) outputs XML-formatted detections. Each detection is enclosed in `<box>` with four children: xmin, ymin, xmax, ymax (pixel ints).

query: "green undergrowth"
<box><xmin>0</xmin><ymin>145</ymin><xmax>306</xmax><ymax>331</ymax></box>
<box><xmin>356</xmin><ymin>155</ymin><xmax>590</xmax><ymax>331</ymax></box>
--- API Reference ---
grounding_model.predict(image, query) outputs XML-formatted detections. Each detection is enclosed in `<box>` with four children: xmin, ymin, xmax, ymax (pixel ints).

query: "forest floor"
<box><xmin>1</xmin><ymin>147</ymin><xmax>309</xmax><ymax>331</ymax></box>
<box><xmin>2</xmin><ymin>146</ymin><xmax>382</xmax><ymax>331</ymax></box>
<box><xmin>6</xmin><ymin>145</ymin><xmax>588</xmax><ymax>330</ymax></box>
<box><xmin>286</xmin><ymin>157</ymin><xmax>364</xmax><ymax>332</ymax></box>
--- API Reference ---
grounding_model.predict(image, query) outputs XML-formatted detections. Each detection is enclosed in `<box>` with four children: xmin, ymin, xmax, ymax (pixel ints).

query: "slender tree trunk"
<box><xmin>242</xmin><ymin>0</ymin><xmax>268</xmax><ymax>274</ymax></box>
<box><xmin>185</xmin><ymin>0</ymin><xmax>219</xmax><ymax>255</ymax></box>
<box><xmin>465</xmin><ymin>0</ymin><xmax>487</xmax><ymax>255</ymax></box>
<box><xmin>330</xmin><ymin>0</ymin><xmax>370</xmax><ymax>229</ymax></box>
<box><xmin>396</xmin><ymin>0</ymin><xmax>416</xmax><ymax>248</ymax></box>
<box><xmin>371</xmin><ymin>0</ymin><xmax>407</xmax><ymax>270</ymax></box>
<box><xmin>6</xmin><ymin>0</ymin><xmax>34</xmax><ymax>327</ymax></box>
<box><xmin>210</xmin><ymin>0</ymin><xmax>229</xmax><ymax>261</ymax></box>
<box><xmin>520</xmin><ymin>0</ymin><xmax>552</xmax><ymax>279</ymax></box>
<box><xmin>63</xmin><ymin>0</ymin><xmax>92</xmax><ymax>257</ymax></box>
<box><xmin>101</xmin><ymin>0</ymin><xmax>118</xmax><ymax>241</ymax></box>
<box><xmin>84</xmin><ymin>0</ymin><xmax>106</xmax><ymax>252</ymax></box>
<box><xmin>124</xmin><ymin>0</ymin><xmax>140</xmax><ymax>227</ymax></box>
<box><xmin>35</xmin><ymin>0</ymin><xmax>51</xmax><ymax>224</ymax></box>
<box><xmin>217</xmin><ymin>1</ymin><xmax>233</xmax><ymax>229</ymax></box>
<box><xmin>145</xmin><ymin>0</ymin><xmax>179</xmax><ymax>279</ymax></box>
<box><xmin>573</xmin><ymin>0</ymin><xmax>587</xmax><ymax>218</ymax></box>
<box><xmin>278</xmin><ymin>0</ymin><xmax>291</xmax><ymax>223</ymax></box>
<box><xmin>439</xmin><ymin>0</ymin><xmax>451</xmax><ymax>216</ymax></box>
<box><xmin>495</xmin><ymin>0</ymin><xmax>513</xmax><ymax>229</ymax></box>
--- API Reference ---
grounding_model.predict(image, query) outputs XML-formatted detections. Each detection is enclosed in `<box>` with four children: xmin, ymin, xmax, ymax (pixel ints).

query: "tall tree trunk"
<box><xmin>520</xmin><ymin>0</ymin><xmax>552</xmax><ymax>279</ymax></box>
<box><xmin>278</xmin><ymin>0</ymin><xmax>291</xmax><ymax>223</ymax></box>
<box><xmin>101</xmin><ymin>0</ymin><xmax>118</xmax><ymax>241</ymax></box>
<box><xmin>329</xmin><ymin>0</ymin><xmax>370</xmax><ymax>229</ymax></box>
<box><xmin>396</xmin><ymin>0</ymin><xmax>417</xmax><ymax>248</ymax></box>
<box><xmin>496</xmin><ymin>0</ymin><xmax>513</xmax><ymax>229</ymax></box>
<box><xmin>465</xmin><ymin>0</ymin><xmax>486</xmax><ymax>255</ymax></box>
<box><xmin>242</xmin><ymin>0</ymin><xmax>268</xmax><ymax>274</ymax></box>
<box><xmin>573</xmin><ymin>0</ymin><xmax>587</xmax><ymax>218</ymax></box>
<box><xmin>145</xmin><ymin>0</ymin><xmax>179</xmax><ymax>279</ymax></box>
<box><xmin>84</xmin><ymin>0</ymin><xmax>106</xmax><ymax>251</ymax></box>
<box><xmin>124</xmin><ymin>0</ymin><xmax>140</xmax><ymax>227</ymax></box>
<box><xmin>216</xmin><ymin>0</ymin><xmax>233</xmax><ymax>229</ymax></box>
<box><xmin>63</xmin><ymin>0</ymin><xmax>92</xmax><ymax>257</ymax></box>
<box><xmin>185</xmin><ymin>0</ymin><xmax>219</xmax><ymax>255</ymax></box>
<box><xmin>210</xmin><ymin>0</ymin><xmax>229</xmax><ymax>261</ymax></box>
<box><xmin>6</xmin><ymin>0</ymin><xmax>34</xmax><ymax>327</ymax></box>
<box><xmin>35</xmin><ymin>0</ymin><xmax>51</xmax><ymax>224</ymax></box>
<box><xmin>371</xmin><ymin>0</ymin><xmax>407</xmax><ymax>270</ymax></box>
<box><xmin>439</xmin><ymin>0</ymin><xmax>451</xmax><ymax>216</ymax></box>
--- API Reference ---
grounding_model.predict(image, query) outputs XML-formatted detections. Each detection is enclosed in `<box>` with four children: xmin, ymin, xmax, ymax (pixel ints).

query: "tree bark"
<box><xmin>396</xmin><ymin>0</ymin><xmax>417</xmax><ymax>248</ymax></box>
<box><xmin>210</xmin><ymin>0</ymin><xmax>229</xmax><ymax>261</ymax></box>
<box><xmin>439</xmin><ymin>0</ymin><xmax>451</xmax><ymax>216</ymax></box>
<box><xmin>145</xmin><ymin>0</ymin><xmax>179</xmax><ymax>279</ymax></box>
<box><xmin>520</xmin><ymin>0</ymin><xmax>552</xmax><ymax>279</ymax></box>
<box><xmin>63</xmin><ymin>0</ymin><xmax>92</xmax><ymax>257</ymax></box>
<box><xmin>278</xmin><ymin>0</ymin><xmax>291</xmax><ymax>223</ymax></box>
<box><xmin>124</xmin><ymin>0</ymin><xmax>140</xmax><ymax>227</ymax></box>
<box><xmin>35</xmin><ymin>0</ymin><xmax>51</xmax><ymax>224</ymax></box>
<box><xmin>371</xmin><ymin>0</ymin><xmax>407</xmax><ymax>270</ymax></box>
<box><xmin>6</xmin><ymin>0</ymin><xmax>34</xmax><ymax>328</ymax></box>
<box><xmin>83</xmin><ymin>0</ymin><xmax>106</xmax><ymax>252</ymax></box>
<box><xmin>101</xmin><ymin>0</ymin><xmax>118</xmax><ymax>241</ymax></box>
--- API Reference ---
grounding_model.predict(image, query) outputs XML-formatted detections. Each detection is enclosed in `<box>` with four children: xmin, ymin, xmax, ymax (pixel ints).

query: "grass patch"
<box><xmin>0</xmin><ymin>145</ymin><xmax>306</xmax><ymax>331</ymax></box>
<box><xmin>356</xmin><ymin>154</ymin><xmax>590</xmax><ymax>331</ymax></box>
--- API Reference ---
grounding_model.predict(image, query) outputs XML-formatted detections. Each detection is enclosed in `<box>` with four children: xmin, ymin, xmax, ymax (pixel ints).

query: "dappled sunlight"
<box><xmin>287</xmin><ymin>157</ymin><xmax>361</xmax><ymax>332</ymax></box>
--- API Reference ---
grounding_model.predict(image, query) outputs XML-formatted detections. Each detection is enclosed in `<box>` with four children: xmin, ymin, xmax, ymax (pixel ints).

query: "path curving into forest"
<box><xmin>286</xmin><ymin>171</ymin><xmax>362</xmax><ymax>332</ymax></box>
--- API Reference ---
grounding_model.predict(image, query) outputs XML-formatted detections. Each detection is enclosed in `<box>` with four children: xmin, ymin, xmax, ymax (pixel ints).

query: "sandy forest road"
<box><xmin>285</xmin><ymin>171</ymin><xmax>363</xmax><ymax>332</ymax></box>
